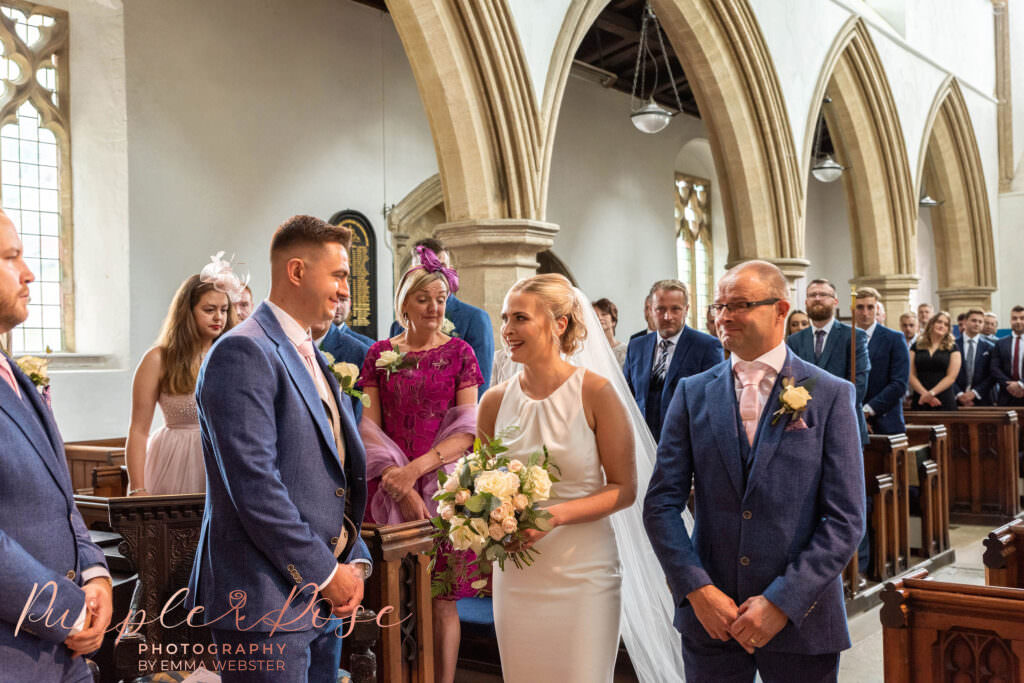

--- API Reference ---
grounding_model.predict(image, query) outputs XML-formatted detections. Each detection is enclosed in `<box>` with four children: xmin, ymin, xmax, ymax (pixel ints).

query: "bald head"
<box><xmin>719</xmin><ymin>260</ymin><xmax>788</xmax><ymax>300</ymax></box>
<box><xmin>713</xmin><ymin>260</ymin><xmax>791</xmax><ymax>360</ymax></box>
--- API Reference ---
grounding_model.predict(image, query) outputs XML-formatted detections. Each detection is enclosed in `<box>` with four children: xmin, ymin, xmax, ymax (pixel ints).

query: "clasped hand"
<box><xmin>381</xmin><ymin>464</ymin><xmax>419</xmax><ymax>501</ymax></box>
<box><xmin>64</xmin><ymin>577</ymin><xmax>113</xmax><ymax>658</ymax></box>
<box><xmin>320</xmin><ymin>563</ymin><xmax>365</xmax><ymax>618</ymax></box>
<box><xmin>687</xmin><ymin>585</ymin><xmax>787</xmax><ymax>654</ymax></box>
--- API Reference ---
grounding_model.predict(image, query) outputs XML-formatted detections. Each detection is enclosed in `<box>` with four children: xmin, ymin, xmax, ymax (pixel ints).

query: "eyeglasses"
<box><xmin>805</xmin><ymin>292</ymin><xmax>836</xmax><ymax>300</ymax></box>
<box><xmin>708</xmin><ymin>298</ymin><xmax>781</xmax><ymax>315</ymax></box>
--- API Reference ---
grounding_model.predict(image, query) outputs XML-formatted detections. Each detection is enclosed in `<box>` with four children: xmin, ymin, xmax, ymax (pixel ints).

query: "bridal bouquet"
<box><xmin>431</xmin><ymin>428</ymin><xmax>558</xmax><ymax>594</ymax></box>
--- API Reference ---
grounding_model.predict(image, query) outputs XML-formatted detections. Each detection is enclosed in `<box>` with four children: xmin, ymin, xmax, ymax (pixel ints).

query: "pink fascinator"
<box><xmin>414</xmin><ymin>245</ymin><xmax>459</xmax><ymax>294</ymax></box>
<box><xmin>199</xmin><ymin>252</ymin><xmax>249</xmax><ymax>303</ymax></box>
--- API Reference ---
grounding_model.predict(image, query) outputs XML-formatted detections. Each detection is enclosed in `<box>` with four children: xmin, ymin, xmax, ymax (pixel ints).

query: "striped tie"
<box><xmin>652</xmin><ymin>338</ymin><xmax>672</xmax><ymax>383</ymax></box>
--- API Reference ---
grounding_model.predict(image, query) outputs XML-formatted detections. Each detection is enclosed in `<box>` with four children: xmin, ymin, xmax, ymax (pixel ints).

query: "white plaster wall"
<box><xmin>997</xmin><ymin>192</ymin><xmax>1024</xmax><ymax>312</ymax></box>
<box><xmin>904</xmin><ymin>0</ymin><xmax>994</xmax><ymax>96</ymax></box>
<box><xmin>545</xmin><ymin>78</ymin><xmax>707</xmax><ymax>337</ymax></box>
<box><xmin>803</xmin><ymin>175</ymin><xmax>854</xmax><ymax>313</ymax></box>
<box><xmin>914</xmin><ymin>210</ymin><xmax>939</xmax><ymax>311</ymax></box>
<box><xmin>507</xmin><ymin>0</ymin><xmax>573</xmax><ymax>107</ymax></box>
<box><xmin>1009</xmin><ymin>1</ymin><xmax>1024</xmax><ymax>187</ymax></box>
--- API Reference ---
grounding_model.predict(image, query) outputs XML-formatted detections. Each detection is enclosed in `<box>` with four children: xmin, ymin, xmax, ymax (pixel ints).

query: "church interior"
<box><xmin>3</xmin><ymin>0</ymin><xmax>1024</xmax><ymax>681</ymax></box>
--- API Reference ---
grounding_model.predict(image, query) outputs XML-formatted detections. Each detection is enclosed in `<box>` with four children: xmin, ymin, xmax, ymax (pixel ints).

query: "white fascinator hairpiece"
<box><xmin>199</xmin><ymin>251</ymin><xmax>249</xmax><ymax>304</ymax></box>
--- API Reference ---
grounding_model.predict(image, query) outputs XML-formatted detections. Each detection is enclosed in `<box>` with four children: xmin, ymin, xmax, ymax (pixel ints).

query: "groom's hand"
<box><xmin>729</xmin><ymin>595</ymin><xmax>788</xmax><ymax>651</ymax></box>
<box><xmin>687</xmin><ymin>585</ymin><xmax>739</xmax><ymax>642</ymax></box>
<box><xmin>321</xmin><ymin>564</ymin><xmax>364</xmax><ymax>618</ymax></box>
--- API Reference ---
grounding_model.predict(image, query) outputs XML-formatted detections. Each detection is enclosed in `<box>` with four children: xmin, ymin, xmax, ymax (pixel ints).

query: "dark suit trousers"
<box><xmin>681</xmin><ymin>633</ymin><xmax>839</xmax><ymax>683</ymax></box>
<box><xmin>211</xmin><ymin>616</ymin><xmax>344</xmax><ymax>683</ymax></box>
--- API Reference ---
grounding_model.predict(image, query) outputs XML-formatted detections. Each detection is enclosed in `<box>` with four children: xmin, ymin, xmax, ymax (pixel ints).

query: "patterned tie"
<box><xmin>0</xmin><ymin>354</ymin><xmax>21</xmax><ymax>399</ymax></box>
<box><xmin>813</xmin><ymin>329</ymin><xmax>826</xmax><ymax>362</ymax></box>
<box><xmin>966</xmin><ymin>338</ymin><xmax>976</xmax><ymax>385</ymax></box>
<box><xmin>735</xmin><ymin>361</ymin><xmax>769</xmax><ymax>446</ymax></box>
<box><xmin>652</xmin><ymin>338</ymin><xmax>672</xmax><ymax>383</ymax></box>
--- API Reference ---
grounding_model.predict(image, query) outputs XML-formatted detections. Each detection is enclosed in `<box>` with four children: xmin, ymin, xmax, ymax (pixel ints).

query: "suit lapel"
<box><xmin>745</xmin><ymin>352</ymin><xmax>812</xmax><ymax>499</ymax></box>
<box><xmin>817</xmin><ymin>321</ymin><xmax>842</xmax><ymax>370</ymax></box>
<box><xmin>705</xmin><ymin>364</ymin><xmax>744</xmax><ymax>497</ymax></box>
<box><xmin>635</xmin><ymin>333</ymin><xmax>655</xmax><ymax>399</ymax></box>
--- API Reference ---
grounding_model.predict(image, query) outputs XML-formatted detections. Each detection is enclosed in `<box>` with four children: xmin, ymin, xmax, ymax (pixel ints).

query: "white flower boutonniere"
<box><xmin>15</xmin><ymin>355</ymin><xmax>51</xmax><ymax>407</ymax></box>
<box><xmin>375</xmin><ymin>347</ymin><xmax>417</xmax><ymax>380</ymax></box>
<box><xmin>320</xmin><ymin>350</ymin><xmax>370</xmax><ymax>408</ymax></box>
<box><xmin>441</xmin><ymin>317</ymin><xmax>458</xmax><ymax>337</ymax></box>
<box><xmin>771</xmin><ymin>377</ymin><xmax>814</xmax><ymax>426</ymax></box>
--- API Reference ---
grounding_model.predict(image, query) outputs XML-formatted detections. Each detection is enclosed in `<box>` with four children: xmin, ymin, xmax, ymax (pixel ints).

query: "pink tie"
<box><xmin>297</xmin><ymin>339</ymin><xmax>324</xmax><ymax>395</ymax></box>
<box><xmin>735</xmin><ymin>361</ymin><xmax>768</xmax><ymax>446</ymax></box>
<box><xmin>0</xmin><ymin>355</ymin><xmax>21</xmax><ymax>398</ymax></box>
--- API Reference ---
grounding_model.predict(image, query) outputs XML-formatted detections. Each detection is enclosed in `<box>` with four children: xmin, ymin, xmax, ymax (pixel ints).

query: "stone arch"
<box><xmin>916</xmin><ymin>77</ymin><xmax>997</xmax><ymax>312</ymax></box>
<box><xmin>543</xmin><ymin>0</ymin><xmax>804</xmax><ymax>276</ymax></box>
<box><xmin>802</xmin><ymin>17</ymin><xmax>918</xmax><ymax>314</ymax></box>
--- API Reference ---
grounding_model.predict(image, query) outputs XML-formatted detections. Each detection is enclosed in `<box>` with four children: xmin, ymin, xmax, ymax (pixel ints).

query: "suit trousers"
<box><xmin>0</xmin><ymin>639</ymin><xmax>94</xmax><ymax>683</ymax></box>
<box><xmin>211</xmin><ymin>616</ymin><xmax>344</xmax><ymax>683</ymax></box>
<box><xmin>681</xmin><ymin>631</ymin><xmax>839</xmax><ymax>683</ymax></box>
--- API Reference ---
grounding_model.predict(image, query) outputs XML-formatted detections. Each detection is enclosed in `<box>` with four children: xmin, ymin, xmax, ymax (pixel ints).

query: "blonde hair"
<box><xmin>509</xmin><ymin>274</ymin><xmax>587</xmax><ymax>355</ymax></box>
<box><xmin>394</xmin><ymin>266</ymin><xmax>448</xmax><ymax>322</ymax></box>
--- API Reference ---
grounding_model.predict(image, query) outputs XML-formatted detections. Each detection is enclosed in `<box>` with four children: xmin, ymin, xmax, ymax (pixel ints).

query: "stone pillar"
<box><xmin>435</xmin><ymin>219</ymin><xmax>560</xmax><ymax>333</ymax></box>
<box><xmin>937</xmin><ymin>287</ymin><xmax>996</xmax><ymax>317</ymax></box>
<box><xmin>852</xmin><ymin>274</ymin><xmax>919</xmax><ymax>329</ymax></box>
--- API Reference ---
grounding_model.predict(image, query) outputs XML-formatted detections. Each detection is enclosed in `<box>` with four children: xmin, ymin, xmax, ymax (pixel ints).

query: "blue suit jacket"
<box><xmin>989</xmin><ymin>334</ymin><xmax>1024</xmax><ymax>405</ymax></box>
<box><xmin>865</xmin><ymin>325</ymin><xmax>910</xmax><ymax>434</ymax></box>
<box><xmin>188</xmin><ymin>303</ymin><xmax>371</xmax><ymax>630</ymax></box>
<box><xmin>389</xmin><ymin>294</ymin><xmax>494</xmax><ymax>391</ymax></box>
<box><xmin>0</xmin><ymin>354</ymin><xmax>108</xmax><ymax>678</ymax></box>
<box><xmin>321</xmin><ymin>323</ymin><xmax>371</xmax><ymax>421</ymax></box>
<box><xmin>953</xmin><ymin>336</ymin><xmax>995</xmax><ymax>405</ymax></box>
<box><xmin>340</xmin><ymin>323</ymin><xmax>374</xmax><ymax>348</ymax></box>
<box><xmin>788</xmin><ymin>321</ymin><xmax>870</xmax><ymax>443</ymax></box>
<box><xmin>643</xmin><ymin>352</ymin><xmax>864</xmax><ymax>655</ymax></box>
<box><xmin>623</xmin><ymin>326</ymin><xmax>723</xmax><ymax>439</ymax></box>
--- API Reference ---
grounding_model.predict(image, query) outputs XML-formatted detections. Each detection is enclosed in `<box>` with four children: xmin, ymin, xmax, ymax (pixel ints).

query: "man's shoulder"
<box><xmin>874</xmin><ymin>324</ymin><xmax>904</xmax><ymax>345</ymax></box>
<box><xmin>683</xmin><ymin>326</ymin><xmax>720</xmax><ymax>349</ymax></box>
<box><xmin>626</xmin><ymin>331</ymin><xmax>653</xmax><ymax>353</ymax></box>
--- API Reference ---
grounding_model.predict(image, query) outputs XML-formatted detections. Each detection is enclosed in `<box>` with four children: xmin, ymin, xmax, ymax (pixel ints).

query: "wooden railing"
<box><xmin>65</xmin><ymin>437</ymin><xmax>126</xmax><ymax>493</ymax></box>
<box><xmin>984</xmin><ymin>519</ymin><xmax>1024</xmax><ymax>589</ymax></box>
<box><xmin>905</xmin><ymin>424</ymin><xmax>950</xmax><ymax>553</ymax></box>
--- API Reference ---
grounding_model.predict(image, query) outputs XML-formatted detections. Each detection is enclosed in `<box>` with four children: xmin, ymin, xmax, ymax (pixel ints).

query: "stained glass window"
<box><xmin>0</xmin><ymin>1</ymin><xmax>70</xmax><ymax>354</ymax></box>
<box><xmin>674</xmin><ymin>173</ymin><xmax>712</xmax><ymax>331</ymax></box>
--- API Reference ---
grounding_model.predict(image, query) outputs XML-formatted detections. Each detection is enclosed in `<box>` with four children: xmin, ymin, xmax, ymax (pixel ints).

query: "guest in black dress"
<box><xmin>909</xmin><ymin>310</ymin><xmax>961</xmax><ymax>410</ymax></box>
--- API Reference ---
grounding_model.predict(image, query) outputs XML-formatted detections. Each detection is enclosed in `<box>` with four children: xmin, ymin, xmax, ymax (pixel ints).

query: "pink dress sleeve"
<box><xmin>455</xmin><ymin>338</ymin><xmax>484</xmax><ymax>391</ymax></box>
<box><xmin>356</xmin><ymin>341</ymin><xmax>386</xmax><ymax>390</ymax></box>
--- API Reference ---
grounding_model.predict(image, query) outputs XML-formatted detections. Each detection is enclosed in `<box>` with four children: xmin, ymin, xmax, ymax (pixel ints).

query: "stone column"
<box><xmin>852</xmin><ymin>274</ymin><xmax>919</xmax><ymax>329</ymax></box>
<box><xmin>937</xmin><ymin>286</ymin><xmax>996</xmax><ymax>317</ymax></box>
<box><xmin>766</xmin><ymin>257</ymin><xmax>811</xmax><ymax>303</ymax></box>
<box><xmin>435</xmin><ymin>219</ymin><xmax>560</xmax><ymax>333</ymax></box>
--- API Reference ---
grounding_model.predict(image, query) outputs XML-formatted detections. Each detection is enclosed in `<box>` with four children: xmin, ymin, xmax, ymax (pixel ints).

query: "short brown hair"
<box><xmin>965</xmin><ymin>308</ymin><xmax>985</xmax><ymax>319</ymax></box>
<box><xmin>855</xmin><ymin>286</ymin><xmax>881</xmax><ymax>301</ymax></box>
<box><xmin>1012</xmin><ymin>305</ymin><xmax>1024</xmax><ymax>314</ymax></box>
<box><xmin>808</xmin><ymin>278</ymin><xmax>837</xmax><ymax>296</ymax></box>
<box><xmin>592</xmin><ymin>298</ymin><xmax>618</xmax><ymax>328</ymax></box>
<box><xmin>899</xmin><ymin>312</ymin><xmax>916</xmax><ymax>323</ymax></box>
<box><xmin>270</xmin><ymin>215</ymin><xmax>351</xmax><ymax>257</ymax></box>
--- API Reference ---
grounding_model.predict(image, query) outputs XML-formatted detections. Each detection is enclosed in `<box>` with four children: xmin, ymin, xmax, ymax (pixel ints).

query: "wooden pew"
<box><xmin>906</xmin><ymin>444</ymin><xmax>941</xmax><ymax>558</ymax></box>
<box><xmin>65</xmin><ymin>437</ymin><xmax>126</xmax><ymax>493</ymax></box>
<box><xmin>880</xmin><ymin>569</ymin><xmax>1024</xmax><ymax>681</ymax></box>
<box><xmin>357</xmin><ymin>521</ymin><xmax>436</xmax><ymax>683</ymax></box>
<box><xmin>905</xmin><ymin>409</ymin><xmax>1020</xmax><ymax>524</ymax></box>
<box><xmin>905</xmin><ymin>424</ymin><xmax>950</xmax><ymax>553</ymax></box>
<box><xmin>864</xmin><ymin>434</ymin><xmax>911</xmax><ymax>577</ymax></box>
<box><xmin>984</xmin><ymin>519</ymin><xmax>1024</xmax><ymax>589</ymax></box>
<box><xmin>91</xmin><ymin>465</ymin><xmax>128</xmax><ymax>497</ymax></box>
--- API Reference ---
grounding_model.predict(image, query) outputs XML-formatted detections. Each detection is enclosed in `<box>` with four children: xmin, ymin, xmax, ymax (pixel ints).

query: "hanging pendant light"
<box><xmin>810</xmin><ymin>97</ymin><xmax>846</xmax><ymax>183</ymax></box>
<box><xmin>630</xmin><ymin>2</ymin><xmax>683</xmax><ymax>134</ymax></box>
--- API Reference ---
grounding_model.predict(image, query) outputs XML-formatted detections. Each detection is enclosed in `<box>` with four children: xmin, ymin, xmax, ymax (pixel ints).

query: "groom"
<box><xmin>644</xmin><ymin>261</ymin><xmax>864</xmax><ymax>682</ymax></box>
<box><xmin>188</xmin><ymin>215</ymin><xmax>371</xmax><ymax>682</ymax></box>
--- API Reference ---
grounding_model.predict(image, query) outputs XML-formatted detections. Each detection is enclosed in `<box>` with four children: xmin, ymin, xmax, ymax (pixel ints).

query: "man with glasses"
<box><xmin>788</xmin><ymin>279</ymin><xmax>870</xmax><ymax>446</ymax></box>
<box><xmin>624</xmin><ymin>279</ymin><xmax>722</xmax><ymax>442</ymax></box>
<box><xmin>645</xmin><ymin>261</ymin><xmax>864</xmax><ymax>682</ymax></box>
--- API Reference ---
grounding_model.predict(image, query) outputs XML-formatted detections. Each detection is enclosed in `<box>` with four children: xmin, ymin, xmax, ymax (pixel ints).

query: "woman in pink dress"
<box><xmin>358</xmin><ymin>246</ymin><xmax>482</xmax><ymax>683</ymax></box>
<box><xmin>126</xmin><ymin>258</ymin><xmax>243</xmax><ymax>496</ymax></box>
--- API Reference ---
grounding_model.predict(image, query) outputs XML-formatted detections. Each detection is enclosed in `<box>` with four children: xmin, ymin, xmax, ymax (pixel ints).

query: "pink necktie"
<box><xmin>297</xmin><ymin>338</ymin><xmax>323</xmax><ymax>393</ymax></box>
<box><xmin>0</xmin><ymin>355</ymin><xmax>21</xmax><ymax>398</ymax></box>
<box><xmin>735</xmin><ymin>361</ymin><xmax>768</xmax><ymax>446</ymax></box>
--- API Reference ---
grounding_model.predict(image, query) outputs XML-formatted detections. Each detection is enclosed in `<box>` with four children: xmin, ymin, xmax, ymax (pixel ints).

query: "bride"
<box><xmin>477</xmin><ymin>274</ymin><xmax>687</xmax><ymax>682</ymax></box>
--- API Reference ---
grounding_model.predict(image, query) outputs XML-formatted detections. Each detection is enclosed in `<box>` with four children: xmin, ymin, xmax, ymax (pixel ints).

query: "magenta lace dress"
<box><xmin>358</xmin><ymin>337</ymin><xmax>483</xmax><ymax>599</ymax></box>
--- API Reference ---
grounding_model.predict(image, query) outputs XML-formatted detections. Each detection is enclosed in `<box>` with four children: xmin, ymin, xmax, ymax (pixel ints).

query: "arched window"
<box><xmin>675</xmin><ymin>173</ymin><xmax>712</xmax><ymax>331</ymax></box>
<box><xmin>0</xmin><ymin>1</ymin><xmax>71</xmax><ymax>354</ymax></box>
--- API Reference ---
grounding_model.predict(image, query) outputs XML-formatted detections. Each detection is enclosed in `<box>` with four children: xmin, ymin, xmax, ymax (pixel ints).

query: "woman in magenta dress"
<box><xmin>358</xmin><ymin>246</ymin><xmax>482</xmax><ymax>683</ymax></box>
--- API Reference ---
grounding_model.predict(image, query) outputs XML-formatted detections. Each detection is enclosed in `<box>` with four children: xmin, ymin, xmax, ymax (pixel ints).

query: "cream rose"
<box><xmin>332</xmin><ymin>362</ymin><xmax>360</xmax><ymax>384</ymax></box>
<box><xmin>468</xmin><ymin>518</ymin><xmax>490</xmax><ymax>554</ymax></box>
<box><xmin>16</xmin><ymin>356</ymin><xmax>48</xmax><ymax>383</ymax></box>
<box><xmin>781</xmin><ymin>384</ymin><xmax>811</xmax><ymax>411</ymax></box>
<box><xmin>443</xmin><ymin>475</ymin><xmax>459</xmax><ymax>492</ymax></box>
<box><xmin>449</xmin><ymin>519</ymin><xmax>474</xmax><ymax>551</ymax></box>
<box><xmin>438</xmin><ymin>503</ymin><xmax>455</xmax><ymax>520</ymax></box>
<box><xmin>507</xmin><ymin>460</ymin><xmax>524</xmax><ymax>473</ymax></box>
<box><xmin>376</xmin><ymin>350</ymin><xmax>401</xmax><ymax>368</ymax></box>
<box><xmin>523</xmin><ymin>465</ymin><xmax>553</xmax><ymax>501</ymax></box>
<box><xmin>454</xmin><ymin>489</ymin><xmax>470</xmax><ymax>505</ymax></box>
<box><xmin>488</xmin><ymin>523</ymin><xmax>506</xmax><ymax>541</ymax></box>
<box><xmin>474</xmin><ymin>470</ymin><xmax>521</xmax><ymax>502</ymax></box>
<box><xmin>489</xmin><ymin>501</ymin><xmax>514</xmax><ymax>522</ymax></box>
<box><xmin>321</xmin><ymin>351</ymin><xmax>336</xmax><ymax>365</ymax></box>
<box><xmin>501</xmin><ymin>517</ymin><xmax>518</xmax><ymax>534</ymax></box>
<box><xmin>512</xmin><ymin>493</ymin><xmax>529</xmax><ymax>511</ymax></box>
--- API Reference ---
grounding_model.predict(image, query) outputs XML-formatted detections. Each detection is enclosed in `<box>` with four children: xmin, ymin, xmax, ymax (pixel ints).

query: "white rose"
<box><xmin>376</xmin><ymin>350</ymin><xmax>401</xmax><ymax>367</ymax></box>
<box><xmin>501</xmin><ymin>517</ymin><xmax>518</xmax><ymax>534</ymax></box>
<box><xmin>438</xmin><ymin>503</ymin><xmax>455</xmax><ymax>521</ymax></box>
<box><xmin>512</xmin><ymin>493</ymin><xmax>529</xmax><ymax>511</ymax></box>
<box><xmin>454</xmin><ymin>489</ymin><xmax>470</xmax><ymax>505</ymax></box>
<box><xmin>448</xmin><ymin>518</ymin><xmax>474</xmax><ymax>551</ymax></box>
<box><xmin>488</xmin><ymin>523</ymin><xmax>506</xmax><ymax>541</ymax></box>
<box><xmin>468</xmin><ymin>518</ymin><xmax>490</xmax><ymax>554</ymax></box>
<box><xmin>441</xmin><ymin>318</ymin><xmax>456</xmax><ymax>335</ymax></box>
<box><xmin>16</xmin><ymin>356</ymin><xmax>48</xmax><ymax>383</ymax></box>
<box><xmin>523</xmin><ymin>465</ymin><xmax>553</xmax><ymax>502</ymax></box>
<box><xmin>474</xmin><ymin>470</ymin><xmax>521</xmax><ymax>502</ymax></box>
<box><xmin>321</xmin><ymin>351</ymin><xmax>336</xmax><ymax>365</ymax></box>
<box><xmin>443</xmin><ymin>475</ymin><xmax>459</xmax><ymax>492</ymax></box>
<box><xmin>333</xmin><ymin>362</ymin><xmax>360</xmax><ymax>384</ymax></box>
<box><xmin>507</xmin><ymin>460</ymin><xmax>524</xmax><ymax>473</ymax></box>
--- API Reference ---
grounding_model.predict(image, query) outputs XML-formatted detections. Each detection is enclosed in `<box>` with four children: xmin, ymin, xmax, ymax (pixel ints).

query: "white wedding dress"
<box><xmin>492</xmin><ymin>367</ymin><xmax>622</xmax><ymax>682</ymax></box>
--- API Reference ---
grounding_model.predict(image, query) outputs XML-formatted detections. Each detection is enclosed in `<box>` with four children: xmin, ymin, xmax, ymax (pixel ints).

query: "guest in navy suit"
<box><xmin>624</xmin><ymin>279</ymin><xmax>723</xmax><ymax>442</ymax></box>
<box><xmin>334</xmin><ymin>294</ymin><xmax>375</xmax><ymax>346</ymax></box>
<box><xmin>854</xmin><ymin>288</ymin><xmax>909</xmax><ymax>434</ymax></box>
<box><xmin>990</xmin><ymin>305</ymin><xmax>1024</xmax><ymax>406</ymax></box>
<box><xmin>644</xmin><ymin>261</ymin><xmax>864</xmax><ymax>683</ymax></box>
<box><xmin>188</xmin><ymin>216</ymin><xmax>372</xmax><ymax>682</ymax></box>
<box><xmin>787</xmin><ymin>278</ymin><xmax>870</xmax><ymax>445</ymax></box>
<box><xmin>389</xmin><ymin>238</ymin><xmax>494</xmax><ymax>391</ymax></box>
<box><xmin>954</xmin><ymin>308</ymin><xmax>995</xmax><ymax>407</ymax></box>
<box><xmin>314</xmin><ymin>315</ymin><xmax>370</xmax><ymax>421</ymax></box>
<box><xmin>0</xmin><ymin>212</ymin><xmax>113</xmax><ymax>682</ymax></box>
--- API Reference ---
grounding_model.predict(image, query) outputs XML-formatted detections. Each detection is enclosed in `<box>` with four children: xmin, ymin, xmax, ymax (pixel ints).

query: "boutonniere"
<box><xmin>15</xmin><ymin>355</ymin><xmax>51</xmax><ymax>407</ymax></box>
<box><xmin>320</xmin><ymin>350</ymin><xmax>370</xmax><ymax>408</ymax></box>
<box><xmin>771</xmin><ymin>376</ymin><xmax>815</xmax><ymax>426</ymax></box>
<box><xmin>441</xmin><ymin>317</ymin><xmax>459</xmax><ymax>337</ymax></box>
<box><xmin>375</xmin><ymin>348</ymin><xmax>418</xmax><ymax>380</ymax></box>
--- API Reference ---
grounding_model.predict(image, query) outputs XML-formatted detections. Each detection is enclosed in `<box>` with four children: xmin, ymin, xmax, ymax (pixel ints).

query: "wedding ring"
<box><xmin>750</xmin><ymin>637</ymin><xmax>758</xmax><ymax>646</ymax></box>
